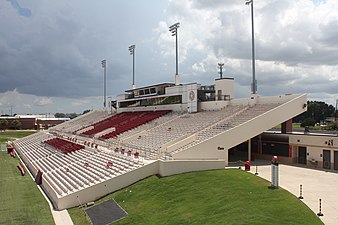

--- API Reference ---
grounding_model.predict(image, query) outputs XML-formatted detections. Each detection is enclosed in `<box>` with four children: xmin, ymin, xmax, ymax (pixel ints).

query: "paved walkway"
<box><xmin>51</xmin><ymin>209</ymin><xmax>74</xmax><ymax>225</ymax></box>
<box><xmin>247</xmin><ymin>163</ymin><xmax>338</xmax><ymax>225</ymax></box>
<box><xmin>35</xmin><ymin>173</ymin><xmax>74</xmax><ymax>225</ymax></box>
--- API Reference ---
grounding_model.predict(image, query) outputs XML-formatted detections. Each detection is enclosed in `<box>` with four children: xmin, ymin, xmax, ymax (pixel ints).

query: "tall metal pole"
<box><xmin>175</xmin><ymin>30</ymin><xmax>178</xmax><ymax>78</ymax></box>
<box><xmin>101</xmin><ymin>59</ymin><xmax>107</xmax><ymax>108</ymax></box>
<box><xmin>129</xmin><ymin>45</ymin><xmax>136</xmax><ymax>89</ymax></box>
<box><xmin>218</xmin><ymin>63</ymin><xmax>224</xmax><ymax>79</ymax></box>
<box><xmin>246</xmin><ymin>0</ymin><xmax>256</xmax><ymax>95</ymax></box>
<box><xmin>335</xmin><ymin>99</ymin><xmax>338</xmax><ymax>122</ymax></box>
<box><xmin>169</xmin><ymin>22</ymin><xmax>180</xmax><ymax>85</ymax></box>
<box><xmin>133</xmin><ymin>49</ymin><xmax>135</xmax><ymax>88</ymax></box>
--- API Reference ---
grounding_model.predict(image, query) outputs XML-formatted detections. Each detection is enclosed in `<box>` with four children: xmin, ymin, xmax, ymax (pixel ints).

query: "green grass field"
<box><xmin>0</xmin><ymin>130</ymin><xmax>36</xmax><ymax>142</ymax></box>
<box><xmin>0</xmin><ymin>131</ymin><xmax>54</xmax><ymax>225</ymax></box>
<box><xmin>274</xmin><ymin>123</ymin><xmax>301</xmax><ymax>129</ymax></box>
<box><xmin>68</xmin><ymin>169</ymin><xmax>323</xmax><ymax>225</ymax></box>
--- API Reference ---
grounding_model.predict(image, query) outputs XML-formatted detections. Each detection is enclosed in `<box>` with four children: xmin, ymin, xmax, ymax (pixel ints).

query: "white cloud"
<box><xmin>154</xmin><ymin>0</ymin><xmax>338</xmax><ymax>101</ymax></box>
<box><xmin>33</xmin><ymin>97</ymin><xmax>53</xmax><ymax>106</ymax></box>
<box><xmin>2</xmin><ymin>0</ymin><xmax>338</xmax><ymax>114</ymax></box>
<box><xmin>23</xmin><ymin>104</ymin><xmax>31</xmax><ymax>109</ymax></box>
<box><xmin>71</xmin><ymin>96</ymin><xmax>101</xmax><ymax>107</ymax></box>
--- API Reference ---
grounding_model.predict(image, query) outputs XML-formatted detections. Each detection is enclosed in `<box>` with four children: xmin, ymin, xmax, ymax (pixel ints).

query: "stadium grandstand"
<box><xmin>13</xmin><ymin>76</ymin><xmax>307</xmax><ymax>210</ymax></box>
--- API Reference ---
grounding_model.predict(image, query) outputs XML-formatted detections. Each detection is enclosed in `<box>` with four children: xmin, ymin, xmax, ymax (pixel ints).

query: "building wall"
<box><xmin>289</xmin><ymin>134</ymin><xmax>338</xmax><ymax>170</ymax></box>
<box><xmin>0</xmin><ymin>118</ymin><xmax>36</xmax><ymax>129</ymax></box>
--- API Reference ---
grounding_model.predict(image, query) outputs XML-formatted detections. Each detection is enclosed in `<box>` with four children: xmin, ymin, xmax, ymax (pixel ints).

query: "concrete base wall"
<box><xmin>38</xmin><ymin>159</ymin><xmax>225</xmax><ymax>210</ymax></box>
<box><xmin>158</xmin><ymin>160</ymin><xmax>226</xmax><ymax>177</ymax></box>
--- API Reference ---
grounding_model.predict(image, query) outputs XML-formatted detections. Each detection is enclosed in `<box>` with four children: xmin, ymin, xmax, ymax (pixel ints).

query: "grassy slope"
<box><xmin>0</xmin><ymin>131</ymin><xmax>54</xmax><ymax>225</ymax></box>
<box><xmin>69</xmin><ymin>169</ymin><xmax>323</xmax><ymax>225</ymax></box>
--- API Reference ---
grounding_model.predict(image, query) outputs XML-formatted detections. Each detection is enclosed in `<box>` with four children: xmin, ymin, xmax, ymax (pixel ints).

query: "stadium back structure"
<box><xmin>14</xmin><ymin>77</ymin><xmax>307</xmax><ymax>210</ymax></box>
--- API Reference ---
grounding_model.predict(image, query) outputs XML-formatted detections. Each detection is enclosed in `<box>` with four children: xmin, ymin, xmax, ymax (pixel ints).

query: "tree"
<box><xmin>0</xmin><ymin>119</ymin><xmax>9</xmax><ymax>131</ymax></box>
<box><xmin>11</xmin><ymin>119</ymin><xmax>21</xmax><ymax>130</ymax></box>
<box><xmin>327</xmin><ymin>122</ymin><xmax>338</xmax><ymax>131</ymax></box>
<box><xmin>54</xmin><ymin>113</ymin><xmax>66</xmax><ymax>118</ymax></box>
<box><xmin>301</xmin><ymin>118</ymin><xmax>316</xmax><ymax>127</ymax></box>
<box><xmin>83</xmin><ymin>109</ymin><xmax>91</xmax><ymax>114</ymax></box>
<box><xmin>294</xmin><ymin>101</ymin><xmax>335</xmax><ymax>124</ymax></box>
<box><xmin>67</xmin><ymin>113</ymin><xmax>78</xmax><ymax>119</ymax></box>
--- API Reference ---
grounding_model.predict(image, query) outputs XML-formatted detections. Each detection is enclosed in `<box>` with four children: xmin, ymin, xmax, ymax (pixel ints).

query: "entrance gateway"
<box><xmin>298</xmin><ymin>147</ymin><xmax>307</xmax><ymax>164</ymax></box>
<box><xmin>334</xmin><ymin>151</ymin><xmax>338</xmax><ymax>171</ymax></box>
<box><xmin>323</xmin><ymin>150</ymin><xmax>330</xmax><ymax>169</ymax></box>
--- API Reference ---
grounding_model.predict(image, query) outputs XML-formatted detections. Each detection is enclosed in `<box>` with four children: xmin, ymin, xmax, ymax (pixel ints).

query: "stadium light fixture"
<box><xmin>335</xmin><ymin>99</ymin><xmax>338</xmax><ymax>122</ymax></box>
<box><xmin>128</xmin><ymin>45</ymin><xmax>136</xmax><ymax>90</ymax></box>
<box><xmin>169</xmin><ymin>22</ymin><xmax>180</xmax><ymax>85</ymax></box>
<box><xmin>245</xmin><ymin>0</ymin><xmax>257</xmax><ymax>95</ymax></box>
<box><xmin>101</xmin><ymin>59</ymin><xmax>107</xmax><ymax>108</ymax></box>
<box><xmin>218</xmin><ymin>63</ymin><xmax>224</xmax><ymax>79</ymax></box>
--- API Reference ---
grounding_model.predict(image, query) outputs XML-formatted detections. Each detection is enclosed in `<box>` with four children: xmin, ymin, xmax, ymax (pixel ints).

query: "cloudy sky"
<box><xmin>1</xmin><ymin>0</ymin><xmax>338</xmax><ymax>115</ymax></box>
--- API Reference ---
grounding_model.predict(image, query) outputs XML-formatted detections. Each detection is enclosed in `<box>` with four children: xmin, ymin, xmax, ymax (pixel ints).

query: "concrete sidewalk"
<box><xmin>51</xmin><ymin>209</ymin><xmax>74</xmax><ymax>225</ymax></box>
<box><xmin>247</xmin><ymin>163</ymin><xmax>338</xmax><ymax>225</ymax></box>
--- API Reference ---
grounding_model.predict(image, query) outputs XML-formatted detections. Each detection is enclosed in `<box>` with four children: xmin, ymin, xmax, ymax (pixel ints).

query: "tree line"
<box><xmin>294</xmin><ymin>101</ymin><xmax>337</xmax><ymax>129</ymax></box>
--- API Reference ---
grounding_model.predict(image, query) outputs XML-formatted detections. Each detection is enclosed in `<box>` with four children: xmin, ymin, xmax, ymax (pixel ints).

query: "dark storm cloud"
<box><xmin>0</xmin><ymin>0</ymin><xmax>170</xmax><ymax>100</ymax></box>
<box><xmin>0</xmin><ymin>1</ymin><xmax>131</xmax><ymax>98</ymax></box>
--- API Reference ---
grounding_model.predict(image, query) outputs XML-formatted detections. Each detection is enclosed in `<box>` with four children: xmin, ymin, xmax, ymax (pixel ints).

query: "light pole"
<box><xmin>101</xmin><ymin>59</ymin><xmax>107</xmax><ymax>108</ymax></box>
<box><xmin>169</xmin><ymin>22</ymin><xmax>180</xmax><ymax>85</ymax></box>
<box><xmin>335</xmin><ymin>99</ymin><xmax>338</xmax><ymax>122</ymax></box>
<box><xmin>245</xmin><ymin>0</ymin><xmax>257</xmax><ymax>95</ymax></box>
<box><xmin>218</xmin><ymin>63</ymin><xmax>224</xmax><ymax>79</ymax></box>
<box><xmin>128</xmin><ymin>45</ymin><xmax>136</xmax><ymax>89</ymax></box>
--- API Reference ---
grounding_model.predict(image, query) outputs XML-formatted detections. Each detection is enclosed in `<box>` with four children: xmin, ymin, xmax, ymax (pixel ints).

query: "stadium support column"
<box><xmin>248</xmin><ymin>139</ymin><xmax>251</xmax><ymax>161</ymax></box>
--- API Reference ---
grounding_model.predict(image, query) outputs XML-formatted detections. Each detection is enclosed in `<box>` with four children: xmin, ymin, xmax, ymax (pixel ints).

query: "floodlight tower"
<box><xmin>128</xmin><ymin>45</ymin><xmax>136</xmax><ymax>90</ymax></box>
<box><xmin>169</xmin><ymin>22</ymin><xmax>180</xmax><ymax>85</ymax></box>
<box><xmin>101</xmin><ymin>59</ymin><xmax>107</xmax><ymax>108</ymax></box>
<box><xmin>218</xmin><ymin>63</ymin><xmax>224</xmax><ymax>79</ymax></box>
<box><xmin>335</xmin><ymin>99</ymin><xmax>338</xmax><ymax>122</ymax></box>
<box><xmin>245</xmin><ymin>0</ymin><xmax>257</xmax><ymax>95</ymax></box>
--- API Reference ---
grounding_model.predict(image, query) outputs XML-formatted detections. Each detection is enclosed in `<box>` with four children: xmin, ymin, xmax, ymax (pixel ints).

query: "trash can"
<box><xmin>271</xmin><ymin>156</ymin><xmax>279</xmax><ymax>188</ymax></box>
<box><xmin>245</xmin><ymin>161</ymin><xmax>251</xmax><ymax>171</ymax></box>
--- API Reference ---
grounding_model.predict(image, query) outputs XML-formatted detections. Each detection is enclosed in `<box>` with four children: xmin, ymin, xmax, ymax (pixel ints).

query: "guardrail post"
<box><xmin>317</xmin><ymin>198</ymin><xmax>323</xmax><ymax>216</ymax></box>
<box><xmin>298</xmin><ymin>184</ymin><xmax>304</xmax><ymax>199</ymax></box>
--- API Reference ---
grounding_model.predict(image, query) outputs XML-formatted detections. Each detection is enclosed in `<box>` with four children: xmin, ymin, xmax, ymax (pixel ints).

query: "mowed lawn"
<box><xmin>0</xmin><ymin>130</ymin><xmax>36</xmax><ymax>143</ymax></box>
<box><xmin>69</xmin><ymin>169</ymin><xmax>323</xmax><ymax>225</ymax></box>
<box><xmin>0</xmin><ymin>132</ymin><xmax>54</xmax><ymax>225</ymax></box>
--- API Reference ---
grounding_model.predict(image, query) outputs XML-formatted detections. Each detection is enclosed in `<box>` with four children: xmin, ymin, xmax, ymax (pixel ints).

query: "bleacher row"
<box><xmin>169</xmin><ymin>104</ymin><xmax>281</xmax><ymax>156</ymax></box>
<box><xmin>14</xmin><ymin>132</ymin><xmax>145</xmax><ymax>196</ymax></box>
<box><xmin>44</xmin><ymin>138</ymin><xmax>84</xmax><ymax>154</ymax></box>
<box><xmin>51</xmin><ymin>110</ymin><xmax>110</xmax><ymax>134</ymax></box>
<box><xmin>122</xmin><ymin>106</ymin><xmax>247</xmax><ymax>158</ymax></box>
<box><xmin>80</xmin><ymin>110</ymin><xmax>171</xmax><ymax>139</ymax></box>
<box><xmin>14</xmin><ymin>104</ymin><xmax>283</xmax><ymax>197</ymax></box>
<box><xmin>51</xmin><ymin>105</ymin><xmax>280</xmax><ymax>160</ymax></box>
